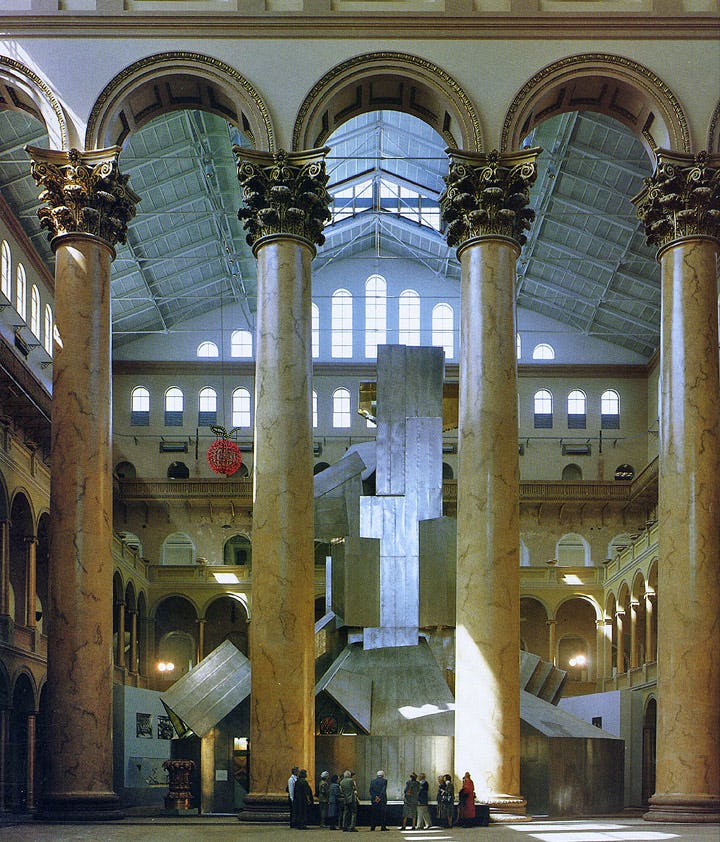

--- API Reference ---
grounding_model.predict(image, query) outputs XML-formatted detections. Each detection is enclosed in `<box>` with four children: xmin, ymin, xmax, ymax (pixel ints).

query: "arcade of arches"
<box><xmin>0</xmin><ymin>4</ymin><xmax>718</xmax><ymax>826</ymax></box>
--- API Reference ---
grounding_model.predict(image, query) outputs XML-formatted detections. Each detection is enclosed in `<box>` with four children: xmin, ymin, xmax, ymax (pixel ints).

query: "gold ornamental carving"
<box><xmin>234</xmin><ymin>147</ymin><xmax>331</xmax><ymax>253</ymax></box>
<box><xmin>633</xmin><ymin>149</ymin><xmax>720</xmax><ymax>251</ymax></box>
<box><xmin>26</xmin><ymin>146</ymin><xmax>140</xmax><ymax>249</ymax></box>
<box><xmin>440</xmin><ymin>147</ymin><xmax>540</xmax><ymax>249</ymax></box>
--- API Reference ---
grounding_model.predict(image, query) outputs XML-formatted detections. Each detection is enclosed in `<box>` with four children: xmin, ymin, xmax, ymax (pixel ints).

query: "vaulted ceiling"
<box><xmin>0</xmin><ymin>104</ymin><xmax>659</xmax><ymax>359</ymax></box>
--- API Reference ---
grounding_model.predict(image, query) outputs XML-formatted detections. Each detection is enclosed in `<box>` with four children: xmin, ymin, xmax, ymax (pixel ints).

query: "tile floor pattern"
<box><xmin>1</xmin><ymin>817</ymin><xmax>719</xmax><ymax>842</ymax></box>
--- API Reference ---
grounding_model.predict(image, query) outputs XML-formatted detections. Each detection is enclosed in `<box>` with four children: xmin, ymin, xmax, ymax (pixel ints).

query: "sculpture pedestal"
<box><xmin>163</xmin><ymin>759</ymin><xmax>195</xmax><ymax>811</ymax></box>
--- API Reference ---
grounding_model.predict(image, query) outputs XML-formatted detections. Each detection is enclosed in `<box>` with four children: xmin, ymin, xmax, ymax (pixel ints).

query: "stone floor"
<box><xmin>1</xmin><ymin>815</ymin><xmax>719</xmax><ymax>842</ymax></box>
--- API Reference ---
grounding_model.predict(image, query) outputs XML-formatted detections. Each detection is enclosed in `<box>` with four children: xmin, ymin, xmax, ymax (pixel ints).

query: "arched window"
<box><xmin>534</xmin><ymin>389</ymin><xmax>553</xmax><ymax>428</ymax></box>
<box><xmin>398</xmin><ymin>289</ymin><xmax>420</xmax><ymax>346</ymax></box>
<box><xmin>432</xmin><ymin>303</ymin><xmax>454</xmax><ymax>359</ymax></box>
<box><xmin>43</xmin><ymin>304</ymin><xmax>53</xmax><ymax>355</ymax></box>
<box><xmin>161</xmin><ymin>532</ymin><xmax>195</xmax><ymax>565</ymax></box>
<box><xmin>231</xmin><ymin>330</ymin><xmax>253</xmax><ymax>358</ymax></box>
<box><xmin>568</xmin><ymin>389</ymin><xmax>586</xmax><ymax>429</ymax></box>
<box><xmin>331</xmin><ymin>289</ymin><xmax>353</xmax><ymax>358</ymax></box>
<box><xmin>533</xmin><ymin>342</ymin><xmax>555</xmax><ymax>360</ymax></box>
<box><xmin>232</xmin><ymin>387</ymin><xmax>251</xmax><ymax>428</ymax></box>
<box><xmin>516</xmin><ymin>333</ymin><xmax>521</xmax><ymax>360</ymax></box>
<box><xmin>333</xmin><ymin>388</ymin><xmax>351</xmax><ymax>428</ymax></box>
<box><xmin>224</xmin><ymin>534</ymin><xmax>252</xmax><ymax>567</ymax></box>
<box><xmin>562</xmin><ymin>463</ymin><xmax>583</xmax><ymax>481</ymax></box>
<box><xmin>131</xmin><ymin>387</ymin><xmax>150</xmax><ymax>426</ymax></box>
<box><xmin>15</xmin><ymin>263</ymin><xmax>26</xmax><ymax>319</ymax></box>
<box><xmin>1</xmin><ymin>240</ymin><xmax>10</xmax><ymax>299</ymax></box>
<box><xmin>197</xmin><ymin>341</ymin><xmax>219</xmax><ymax>358</ymax></box>
<box><xmin>30</xmin><ymin>285</ymin><xmax>40</xmax><ymax>337</ymax></box>
<box><xmin>556</xmin><ymin>533</ymin><xmax>590</xmax><ymax>566</ymax></box>
<box><xmin>601</xmin><ymin>389</ymin><xmax>620</xmax><ymax>429</ymax></box>
<box><xmin>165</xmin><ymin>387</ymin><xmax>184</xmax><ymax>426</ymax></box>
<box><xmin>365</xmin><ymin>275</ymin><xmax>387</xmax><ymax>358</ymax></box>
<box><xmin>311</xmin><ymin>303</ymin><xmax>320</xmax><ymax>358</ymax></box>
<box><xmin>198</xmin><ymin>387</ymin><xmax>217</xmax><ymax>426</ymax></box>
<box><xmin>312</xmin><ymin>390</ymin><xmax>318</xmax><ymax>428</ymax></box>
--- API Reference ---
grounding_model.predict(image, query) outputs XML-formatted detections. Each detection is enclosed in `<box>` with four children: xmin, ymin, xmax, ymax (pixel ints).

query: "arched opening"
<box><xmin>223</xmin><ymin>534</ymin><xmax>252</xmax><ymax>568</ymax></box>
<box><xmin>9</xmin><ymin>493</ymin><xmax>34</xmax><ymax>627</ymax></box>
<box><xmin>161</xmin><ymin>532</ymin><xmax>195</xmax><ymax>566</ymax></box>
<box><xmin>520</xmin><ymin>597</ymin><xmax>550</xmax><ymax>661</ymax></box>
<box><xmin>154</xmin><ymin>595</ymin><xmax>199</xmax><ymax>679</ymax></box>
<box><xmin>204</xmin><ymin>595</ymin><xmax>249</xmax><ymax>657</ymax></box>
<box><xmin>167</xmin><ymin>461</ymin><xmax>190</xmax><ymax>480</ymax></box>
<box><xmin>35</xmin><ymin>513</ymin><xmax>49</xmax><ymax>635</ymax></box>
<box><xmin>562</xmin><ymin>463</ymin><xmax>582</xmax><ymax>481</ymax></box>
<box><xmin>556</xmin><ymin>597</ymin><xmax>598</xmax><ymax>683</ymax></box>
<box><xmin>642</xmin><ymin>697</ymin><xmax>657</xmax><ymax>806</ymax></box>
<box><xmin>556</xmin><ymin>532</ymin><xmax>590</xmax><ymax>567</ymax></box>
<box><xmin>115</xmin><ymin>460</ymin><xmax>137</xmax><ymax>479</ymax></box>
<box><xmin>9</xmin><ymin>673</ymin><xmax>35</xmax><ymax>812</ymax></box>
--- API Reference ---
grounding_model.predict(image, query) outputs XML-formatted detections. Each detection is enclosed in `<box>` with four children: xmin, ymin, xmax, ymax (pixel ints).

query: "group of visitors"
<box><xmin>287</xmin><ymin>766</ymin><xmax>476</xmax><ymax>831</ymax></box>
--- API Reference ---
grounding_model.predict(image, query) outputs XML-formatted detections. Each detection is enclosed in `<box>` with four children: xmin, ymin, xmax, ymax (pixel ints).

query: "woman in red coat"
<box><xmin>457</xmin><ymin>771</ymin><xmax>476</xmax><ymax>825</ymax></box>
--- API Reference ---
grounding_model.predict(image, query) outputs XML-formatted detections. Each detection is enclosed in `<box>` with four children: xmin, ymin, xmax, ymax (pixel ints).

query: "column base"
<box><xmin>644</xmin><ymin>793</ymin><xmax>720</xmax><ymax>823</ymax></box>
<box><xmin>37</xmin><ymin>792</ymin><xmax>123</xmax><ymax>821</ymax></box>
<box><xmin>480</xmin><ymin>794</ymin><xmax>529</xmax><ymax>822</ymax></box>
<box><xmin>238</xmin><ymin>794</ymin><xmax>291</xmax><ymax>823</ymax></box>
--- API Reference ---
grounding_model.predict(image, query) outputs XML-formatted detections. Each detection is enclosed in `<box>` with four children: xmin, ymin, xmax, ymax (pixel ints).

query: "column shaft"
<box><xmin>547</xmin><ymin>619</ymin><xmax>557</xmax><ymax>666</ymax></box>
<box><xmin>615</xmin><ymin>610</ymin><xmax>625</xmax><ymax>674</ymax></box>
<box><xmin>116</xmin><ymin>601</ymin><xmax>126</xmax><ymax>669</ymax></box>
<box><xmin>0</xmin><ymin>708</ymin><xmax>7</xmax><ymax>812</ymax></box>
<box><xmin>455</xmin><ymin>237</ymin><xmax>522</xmax><ymax>804</ymax></box>
<box><xmin>42</xmin><ymin>235</ymin><xmax>120</xmax><ymax>819</ymax></box>
<box><xmin>649</xmin><ymin>237</ymin><xmax>720</xmax><ymax>820</ymax></box>
<box><xmin>249</xmin><ymin>238</ymin><xmax>315</xmax><ymax>803</ymax></box>
<box><xmin>24</xmin><ymin>537</ymin><xmax>37</xmax><ymax>630</ymax></box>
<box><xmin>26</xmin><ymin>713</ymin><xmax>35</xmax><ymax>810</ymax></box>
<box><xmin>0</xmin><ymin>520</ymin><xmax>9</xmax><ymax>616</ymax></box>
<box><xmin>629</xmin><ymin>600</ymin><xmax>639</xmax><ymax>670</ymax></box>
<box><xmin>644</xmin><ymin>592</ymin><xmax>655</xmax><ymax>664</ymax></box>
<box><xmin>128</xmin><ymin>610</ymin><xmax>138</xmax><ymax>675</ymax></box>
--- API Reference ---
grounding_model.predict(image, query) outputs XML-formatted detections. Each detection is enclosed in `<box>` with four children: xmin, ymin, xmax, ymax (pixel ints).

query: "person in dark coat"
<box><xmin>457</xmin><ymin>771</ymin><xmax>475</xmax><ymax>826</ymax></box>
<box><xmin>292</xmin><ymin>768</ymin><xmax>314</xmax><ymax>829</ymax></box>
<box><xmin>368</xmin><ymin>769</ymin><xmax>388</xmax><ymax>831</ymax></box>
<box><xmin>328</xmin><ymin>774</ymin><xmax>341</xmax><ymax>830</ymax></box>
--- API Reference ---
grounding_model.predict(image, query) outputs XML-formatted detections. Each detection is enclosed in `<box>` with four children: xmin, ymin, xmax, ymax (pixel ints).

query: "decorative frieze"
<box><xmin>440</xmin><ymin>147</ymin><xmax>539</xmax><ymax>249</ymax></box>
<box><xmin>633</xmin><ymin>149</ymin><xmax>720</xmax><ymax>251</ymax></box>
<box><xmin>26</xmin><ymin>146</ymin><xmax>139</xmax><ymax>248</ymax></box>
<box><xmin>234</xmin><ymin>147</ymin><xmax>331</xmax><ymax>252</ymax></box>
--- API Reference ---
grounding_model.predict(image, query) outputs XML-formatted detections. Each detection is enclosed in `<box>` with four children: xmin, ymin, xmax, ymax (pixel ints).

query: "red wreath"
<box><xmin>207</xmin><ymin>425</ymin><xmax>243</xmax><ymax>476</ymax></box>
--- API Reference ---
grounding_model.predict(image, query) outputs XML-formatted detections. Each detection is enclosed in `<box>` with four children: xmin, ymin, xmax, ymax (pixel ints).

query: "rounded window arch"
<box><xmin>231</xmin><ymin>330</ymin><xmax>253</xmax><ymax>358</ymax></box>
<box><xmin>197</xmin><ymin>340</ymin><xmax>219</xmax><ymax>358</ymax></box>
<box><xmin>167</xmin><ymin>461</ymin><xmax>190</xmax><ymax>480</ymax></box>
<box><xmin>534</xmin><ymin>389</ymin><xmax>553</xmax><ymax>429</ymax></box>
<box><xmin>165</xmin><ymin>387</ymin><xmax>184</xmax><ymax>426</ymax></box>
<box><xmin>313</xmin><ymin>461</ymin><xmax>330</xmax><ymax>475</ymax></box>
<box><xmin>432</xmin><ymin>303</ymin><xmax>454</xmax><ymax>359</ymax></box>
<box><xmin>161</xmin><ymin>531</ymin><xmax>195</xmax><ymax>565</ymax></box>
<box><xmin>43</xmin><ymin>303</ymin><xmax>53</xmax><ymax>355</ymax></box>
<box><xmin>562</xmin><ymin>463</ymin><xmax>583</xmax><ymax>481</ymax></box>
<box><xmin>198</xmin><ymin>386</ymin><xmax>218</xmax><ymax>426</ymax></box>
<box><xmin>331</xmin><ymin>288</ymin><xmax>353</xmax><ymax>358</ymax></box>
<box><xmin>532</xmin><ymin>343</ymin><xmax>554</xmax><ymax>360</ymax></box>
<box><xmin>30</xmin><ymin>285</ymin><xmax>40</xmax><ymax>338</ymax></box>
<box><xmin>398</xmin><ymin>289</ymin><xmax>420</xmax><ymax>346</ymax></box>
<box><xmin>556</xmin><ymin>532</ymin><xmax>591</xmax><ymax>566</ymax></box>
<box><xmin>333</xmin><ymin>388</ymin><xmax>351</xmax><ymax>428</ymax></box>
<box><xmin>614</xmin><ymin>463</ymin><xmax>635</xmax><ymax>481</ymax></box>
<box><xmin>115</xmin><ymin>461</ymin><xmax>137</xmax><ymax>480</ymax></box>
<box><xmin>15</xmin><ymin>263</ymin><xmax>26</xmax><ymax>320</ymax></box>
<box><xmin>131</xmin><ymin>386</ymin><xmax>150</xmax><ymax>425</ymax></box>
<box><xmin>1</xmin><ymin>240</ymin><xmax>11</xmax><ymax>299</ymax></box>
<box><xmin>516</xmin><ymin>332</ymin><xmax>521</xmax><ymax>360</ymax></box>
<box><xmin>601</xmin><ymin>389</ymin><xmax>621</xmax><ymax>429</ymax></box>
<box><xmin>223</xmin><ymin>534</ymin><xmax>252</xmax><ymax>567</ymax></box>
<box><xmin>232</xmin><ymin>387</ymin><xmax>251</xmax><ymax>428</ymax></box>
<box><xmin>442</xmin><ymin>461</ymin><xmax>454</xmax><ymax>480</ymax></box>
<box><xmin>365</xmin><ymin>274</ymin><xmax>387</xmax><ymax>359</ymax></box>
<box><xmin>311</xmin><ymin>303</ymin><xmax>320</xmax><ymax>358</ymax></box>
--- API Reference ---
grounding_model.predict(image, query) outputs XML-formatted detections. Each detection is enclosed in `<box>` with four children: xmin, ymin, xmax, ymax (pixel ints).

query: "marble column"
<box><xmin>634</xmin><ymin>150</ymin><xmax>720</xmax><ymax>822</ymax></box>
<box><xmin>596</xmin><ymin>618</ymin><xmax>612</xmax><ymax>682</ymax></box>
<box><xmin>629</xmin><ymin>599</ymin><xmax>640</xmax><ymax>669</ymax></box>
<box><xmin>234</xmin><ymin>147</ymin><xmax>330</xmax><ymax>821</ymax></box>
<box><xmin>441</xmin><ymin>148</ymin><xmax>539</xmax><ymax>811</ymax></box>
<box><xmin>26</xmin><ymin>712</ymin><xmax>35</xmax><ymax>810</ymax></box>
<box><xmin>615</xmin><ymin>608</ymin><xmax>625</xmax><ymax>674</ymax></box>
<box><xmin>128</xmin><ymin>609</ymin><xmax>138</xmax><ymax>675</ymax></box>
<box><xmin>27</xmin><ymin>145</ymin><xmax>139</xmax><ymax>820</ymax></box>
<box><xmin>0</xmin><ymin>707</ymin><xmax>7</xmax><ymax>812</ymax></box>
<box><xmin>0</xmin><ymin>520</ymin><xmax>10</xmax><ymax>637</ymax></box>
<box><xmin>196</xmin><ymin>617</ymin><xmax>206</xmax><ymax>664</ymax></box>
<box><xmin>24</xmin><ymin>536</ymin><xmax>37</xmax><ymax>630</ymax></box>
<box><xmin>547</xmin><ymin>619</ymin><xmax>557</xmax><ymax>666</ymax></box>
<box><xmin>644</xmin><ymin>591</ymin><xmax>656</xmax><ymax>664</ymax></box>
<box><xmin>115</xmin><ymin>600</ymin><xmax>126</xmax><ymax>670</ymax></box>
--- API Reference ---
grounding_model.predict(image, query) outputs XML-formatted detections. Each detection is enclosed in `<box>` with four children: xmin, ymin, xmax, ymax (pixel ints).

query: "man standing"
<box><xmin>369</xmin><ymin>769</ymin><xmax>388</xmax><ymax>831</ymax></box>
<box><xmin>416</xmin><ymin>773</ymin><xmax>431</xmax><ymax>829</ymax></box>
<box><xmin>317</xmin><ymin>770</ymin><xmax>330</xmax><ymax>827</ymax></box>
<box><xmin>288</xmin><ymin>766</ymin><xmax>299</xmax><ymax>827</ymax></box>
<box><xmin>339</xmin><ymin>769</ymin><xmax>358</xmax><ymax>832</ymax></box>
<box><xmin>293</xmin><ymin>769</ymin><xmax>314</xmax><ymax>830</ymax></box>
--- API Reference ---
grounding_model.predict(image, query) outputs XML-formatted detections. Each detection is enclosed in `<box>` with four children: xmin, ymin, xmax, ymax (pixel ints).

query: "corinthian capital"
<box><xmin>234</xmin><ymin>147</ymin><xmax>331</xmax><ymax>252</ymax></box>
<box><xmin>26</xmin><ymin>146</ymin><xmax>140</xmax><ymax>249</ymax></box>
<box><xmin>633</xmin><ymin>149</ymin><xmax>720</xmax><ymax>251</ymax></box>
<box><xmin>440</xmin><ymin>147</ymin><xmax>540</xmax><ymax>249</ymax></box>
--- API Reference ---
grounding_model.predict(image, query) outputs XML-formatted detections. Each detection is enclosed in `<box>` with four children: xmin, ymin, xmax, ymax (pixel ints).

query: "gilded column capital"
<box><xmin>633</xmin><ymin>149</ymin><xmax>720</xmax><ymax>252</ymax></box>
<box><xmin>233</xmin><ymin>147</ymin><xmax>331</xmax><ymax>254</ymax></box>
<box><xmin>26</xmin><ymin>146</ymin><xmax>140</xmax><ymax>250</ymax></box>
<box><xmin>440</xmin><ymin>147</ymin><xmax>541</xmax><ymax>250</ymax></box>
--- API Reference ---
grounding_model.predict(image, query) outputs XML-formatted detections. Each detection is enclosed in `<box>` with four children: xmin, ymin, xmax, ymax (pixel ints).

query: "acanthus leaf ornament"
<box><xmin>633</xmin><ymin>149</ymin><xmax>720</xmax><ymax>250</ymax></box>
<box><xmin>26</xmin><ymin>146</ymin><xmax>140</xmax><ymax>248</ymax></box>
<box><xmin>440</xmin><ymin>148</ymin><xmax>541</xmax><ymax>249</ymax></box>
<box><xmin>233</xmin><ymin>147</ymin><xmax>331</xmax><ymax>252</ymax></box>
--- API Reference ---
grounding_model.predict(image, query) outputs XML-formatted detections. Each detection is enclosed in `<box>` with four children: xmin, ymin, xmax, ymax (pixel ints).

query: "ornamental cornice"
<box><xmin>234</xmin><ymin>147</ymin><xmax>331</xmax><ymax>252</ymax></box>
<box><xmin>440</xmin><ymin>147</ymin><xmax>540</xmax><ymax>249</ymax></box>
<box><xmin>501</xmin><ymin>52</ymin><xmax>690</xmax><ymax>155</ymax></box>
<box><xmin>632</xmin><ymin>149</ymin><xmax>720</xmax><ymax>251</ymax></box>
<box><xmin>26</xmin><ymin>146</ymin><xmax>140</xmax><ymax>248</ymax></box>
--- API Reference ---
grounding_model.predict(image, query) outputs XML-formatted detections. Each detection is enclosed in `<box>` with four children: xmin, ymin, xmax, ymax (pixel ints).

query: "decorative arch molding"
<box><xmin>708</xmin><ymin>99</ymin><xmax>720</xmax><ymax>154</ymax></box>
<box><xmin>151</xmin><ymin>592</ymin><xmax>201</xmax><ymax>619</ymax></box>
<box><xmin>202</xmin><ymin>591</ymin><xmax>251</xmax><ymax>622</ymax></box>
<box><xmin>9</xmin><ymin>487</ymin><xmax>36</xmax><ymax>531</ymax></box>
<box><xmin>85</xmin><ymin>52</ymin><xmax>275</xmax><ymax>152</ymax></box>
<box><xmin>293</xmin><ymin>51</ymin><xmax>483</xmax><ymax>152</ymax></box>
<box><xmin>0</xmin><ymin>57</ymin><xmax>67</xmax><ymax>149</ymax></box>
<box><xmin>502</xmin><ymin>53</ymin><xmax>690</xmax><ymax>157</ymax></box>
<box><xmin>554</xmin><ymin>593</ymin><xmax>604</xmax><ymax>623</ymax></box>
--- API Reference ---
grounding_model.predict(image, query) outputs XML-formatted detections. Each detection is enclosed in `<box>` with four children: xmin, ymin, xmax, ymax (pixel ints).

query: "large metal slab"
<box><xmin>160</xmin><ymin>639</ymin><xmax>250</xmax><ymax>738</ymax></box>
